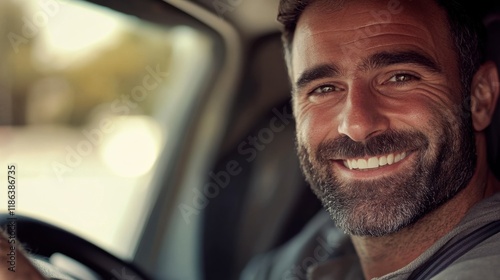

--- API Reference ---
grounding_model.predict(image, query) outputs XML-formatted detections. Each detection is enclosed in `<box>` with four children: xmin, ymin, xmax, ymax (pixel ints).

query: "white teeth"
<box><xmin>394</xmin><ymin>154</ymin><xmax>401</xmax><ymax>163</ymax></box>
<box><xmin>343</xmin><ymin>152</ymin><xmax>409</xmax><ymax>170</ymax></box>
<box><xmin>358</xmin><ymin>159</ymin><xmax>368</xmax><ymax>169</ymax></box>
<box><xmin>394</xmin><ymin>152</ymin><xmax>407</xmax><ymax>163</ymax></box>
<box><xmin>367</xmin><ymin>157</ymin><xmax>378</xmax><ymax>168</ymax></box>
<box><xmin>387</xmin><ymin>154</ymin><xmax>394</xmax><ymax>165</ymax></box>
<box><xmin>379</xmin><ymin>156</ymin><xmax>387</xmax><ymax>166</ymax></box>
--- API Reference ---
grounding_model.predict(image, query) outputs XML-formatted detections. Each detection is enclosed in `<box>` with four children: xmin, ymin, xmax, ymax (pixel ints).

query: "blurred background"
<box><xmin>0</xmin><ymin>0</ymin><xmax>215</xmax><ymax>259</ymax></box>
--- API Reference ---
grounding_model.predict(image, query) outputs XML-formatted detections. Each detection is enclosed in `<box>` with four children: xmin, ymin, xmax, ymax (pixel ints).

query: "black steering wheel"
<box><xmin>0</xmin><ymin>214</ymin><xmax>150</xmax><ymax>280</ymax></box>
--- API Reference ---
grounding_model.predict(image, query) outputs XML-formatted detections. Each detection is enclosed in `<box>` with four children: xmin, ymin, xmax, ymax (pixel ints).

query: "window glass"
<box><xmin>0</xmin><ymin>0</ymin><xmax>215</xmax><ymax>259</ymax></box>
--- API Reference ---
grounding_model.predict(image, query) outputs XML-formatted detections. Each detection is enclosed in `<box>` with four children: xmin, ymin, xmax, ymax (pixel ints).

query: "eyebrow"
<box><xmin>294</xmin><ymin>50</ymin><xmax>441</xmax><ymax>93</ymax></box>
<box><xmin>360</xmin><ymin>51</ymin><xmax>442</xmax><ymax>73</ymax></box>
<box><xmin>295</xmin><ymin>64</ymin><xmax>341</xmax><ymax>93</ymax></box>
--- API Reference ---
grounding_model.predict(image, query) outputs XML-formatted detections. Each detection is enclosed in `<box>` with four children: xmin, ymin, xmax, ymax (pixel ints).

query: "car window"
<box><xmin>0</xmin><ymin>0</ymin><xmax>216</xmax><ymax>259</ymax></box>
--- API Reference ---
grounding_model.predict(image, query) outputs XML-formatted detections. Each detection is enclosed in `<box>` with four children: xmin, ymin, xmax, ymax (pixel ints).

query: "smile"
<box><xmin>343</xmin><ymin>152</ymin><xmax>407</xmax><ymax>170</ymax></box>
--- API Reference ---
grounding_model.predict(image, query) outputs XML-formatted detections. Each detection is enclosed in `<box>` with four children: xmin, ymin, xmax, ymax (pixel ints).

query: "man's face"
<box><xmin>291</xmin><ymin>0</ymin><xmax>477</xmax><ymax>236</ymax></box>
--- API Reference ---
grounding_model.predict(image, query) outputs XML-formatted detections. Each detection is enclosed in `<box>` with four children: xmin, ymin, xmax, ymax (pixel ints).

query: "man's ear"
<box><xmin>471</xmin><ymin>61</ymin><xmax>500</xmax><ymax>131</ymax></box>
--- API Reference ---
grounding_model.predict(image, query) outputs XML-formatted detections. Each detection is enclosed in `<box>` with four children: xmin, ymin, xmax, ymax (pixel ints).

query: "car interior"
<box><xmin>1</xmin><ymin>0</ymin><xmax>500</xmax><ymax>279</ymax></box>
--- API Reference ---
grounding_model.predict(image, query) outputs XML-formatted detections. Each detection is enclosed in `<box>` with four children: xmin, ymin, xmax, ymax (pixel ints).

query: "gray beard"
<box><xmin>297</xmin><ymin>114</ymin><xmax>476</xmax><ymax>237</ymax></box>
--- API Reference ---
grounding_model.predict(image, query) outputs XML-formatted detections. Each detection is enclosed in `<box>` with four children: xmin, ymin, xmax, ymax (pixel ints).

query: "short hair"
<box><xmin>277</xmin><ymin>0</ymin><xmax>486</xmax><ymax>96</ymax></box>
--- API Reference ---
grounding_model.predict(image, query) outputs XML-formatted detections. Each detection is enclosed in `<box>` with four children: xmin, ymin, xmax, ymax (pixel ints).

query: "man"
<box><xmin>242</xmin><ymin>0</ymin><xmax>500</xmax><ymax>279</ymax></box>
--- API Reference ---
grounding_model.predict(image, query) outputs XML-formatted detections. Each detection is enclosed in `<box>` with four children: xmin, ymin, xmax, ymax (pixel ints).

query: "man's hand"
<box><xmin>0</xmin><ymin>231</ymin><xmax>46</xmax><ymax>280</ymax></box>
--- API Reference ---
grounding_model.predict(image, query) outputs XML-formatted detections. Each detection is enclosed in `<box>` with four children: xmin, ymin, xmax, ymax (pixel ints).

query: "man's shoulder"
<box><xmin>382</xmin><ymin>194</ymin><xmax>500</xmax><ymax>280</ymax></box>
<box><xmin>433</xmin><ymin>231</ymin><xmax>500</xmax><ymax>280</ymax></box>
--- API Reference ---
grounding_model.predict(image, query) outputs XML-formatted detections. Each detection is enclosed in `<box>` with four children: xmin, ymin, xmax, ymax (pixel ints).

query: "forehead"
<box><xmin>290</xmin><ymin>0</ymin><xmax>456</xmax><ymax>79</ymax></box>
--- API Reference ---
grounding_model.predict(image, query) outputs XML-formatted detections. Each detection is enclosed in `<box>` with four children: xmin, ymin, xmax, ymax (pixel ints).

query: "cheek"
<box><xmin>385</xmin><ymin>84</ymin><xmax>460</xmax><ymax>131</ymax></box>
<box><xmin>295</xmin><ymin>103</ymin><xmax>339</xmax><ymax>148</ymax></box>
<box><xmin>295</xmin><ymin>111</ymin><xmax>315</xmax><ymax>147</ymax></box>
<box><xmin>404</xmin><ymin>100</ymin><xmax>458</xmax><ymax>158</ymax></box>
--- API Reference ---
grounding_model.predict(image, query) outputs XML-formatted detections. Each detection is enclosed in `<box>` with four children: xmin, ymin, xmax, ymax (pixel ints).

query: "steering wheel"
<box><xmin>0</xmin><ymin>214</ymin><xmax>150</xmax><ymax>280</ymax></box>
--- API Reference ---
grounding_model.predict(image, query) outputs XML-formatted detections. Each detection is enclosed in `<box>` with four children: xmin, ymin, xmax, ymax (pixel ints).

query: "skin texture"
<box><xmin>291</xmin><ymin>0</ymin><xmax>500</xmax><ymax>278</ymax></box>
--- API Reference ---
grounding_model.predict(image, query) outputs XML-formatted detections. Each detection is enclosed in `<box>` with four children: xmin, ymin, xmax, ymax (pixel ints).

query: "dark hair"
<box><xmin>277</xmin><ymin>0</ymin><xmax>486</xmax><ymax>96</ymax></box>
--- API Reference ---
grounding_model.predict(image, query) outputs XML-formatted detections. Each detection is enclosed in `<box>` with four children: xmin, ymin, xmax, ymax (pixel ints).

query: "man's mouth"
<box><xmin>342</xmin><ymin>152</ymin><xmax>408</xmax><ymax>170</ymax></box>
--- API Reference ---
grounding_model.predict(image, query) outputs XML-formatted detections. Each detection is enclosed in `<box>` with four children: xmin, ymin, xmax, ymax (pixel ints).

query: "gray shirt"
<box><xmin>241</xmin><ymin>192</ymin><xmax>500</xmax><ymax>280</ymax></box>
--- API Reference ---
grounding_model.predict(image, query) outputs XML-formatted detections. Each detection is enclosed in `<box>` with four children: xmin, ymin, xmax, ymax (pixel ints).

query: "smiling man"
<box><xmin>292</xmin><ymin>0</ymin><xmax>488</xmax><ymax>240</ymax></box>
<box><xmin>242</xmin><ymin>0</ymin><xmax>500</xmax><ymax>279</ymax></box>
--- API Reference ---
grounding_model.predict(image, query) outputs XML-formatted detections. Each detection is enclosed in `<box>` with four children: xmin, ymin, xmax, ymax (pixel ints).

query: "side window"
<box><xmin>0</xmin><ymin>0</ymin><xmax>216</xmax><ymax>259</ymax></box>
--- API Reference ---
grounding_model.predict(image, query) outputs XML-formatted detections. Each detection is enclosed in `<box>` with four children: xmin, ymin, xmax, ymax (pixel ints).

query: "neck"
<box><xmin>352</xmin><ymin>139</ymin><xmax>500</xmax><ymax>279</ymax></box>
<box><xmin>351</xmin><ymin>196</ymin><xmax>469</xmax><ymax>279</ymax></box>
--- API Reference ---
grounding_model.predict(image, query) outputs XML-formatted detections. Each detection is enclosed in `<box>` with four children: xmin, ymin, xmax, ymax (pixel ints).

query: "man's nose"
<box><xmin>337</xmin><ymin>84</ymin><xmax>389</xmax><ymax>142</ymax></box>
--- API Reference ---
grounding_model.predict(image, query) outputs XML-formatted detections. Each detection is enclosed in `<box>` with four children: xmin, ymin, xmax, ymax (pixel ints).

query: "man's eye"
<box><xmin>310</xmin><ymin>85</ymin><xmax>341</xmax><ymax>95</ymax></box>
<box><xmin>387</xmin><ymin>73</ymin><xmax>420</xmax><ymax>83</ymax></box>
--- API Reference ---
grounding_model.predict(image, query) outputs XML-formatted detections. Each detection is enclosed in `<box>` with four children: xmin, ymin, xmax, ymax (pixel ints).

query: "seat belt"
<box><xmin>408</xmin><ymin>219</ymin><xmax>500</xmax><ymax>280</ymax></box>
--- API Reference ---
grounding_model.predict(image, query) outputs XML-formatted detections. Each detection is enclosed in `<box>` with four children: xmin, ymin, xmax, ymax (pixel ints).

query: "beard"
<box><xmin>297</xmin><ymin>109</ymin><xmax>477</xmax><ymax>237</ymax></box>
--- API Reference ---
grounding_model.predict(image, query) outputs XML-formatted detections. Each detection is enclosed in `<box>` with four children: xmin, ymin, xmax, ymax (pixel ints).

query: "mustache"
<box><xmin>316</xmin><ymin>130</ymin><xmax>429</xmax><ymax>162</ymax></box>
